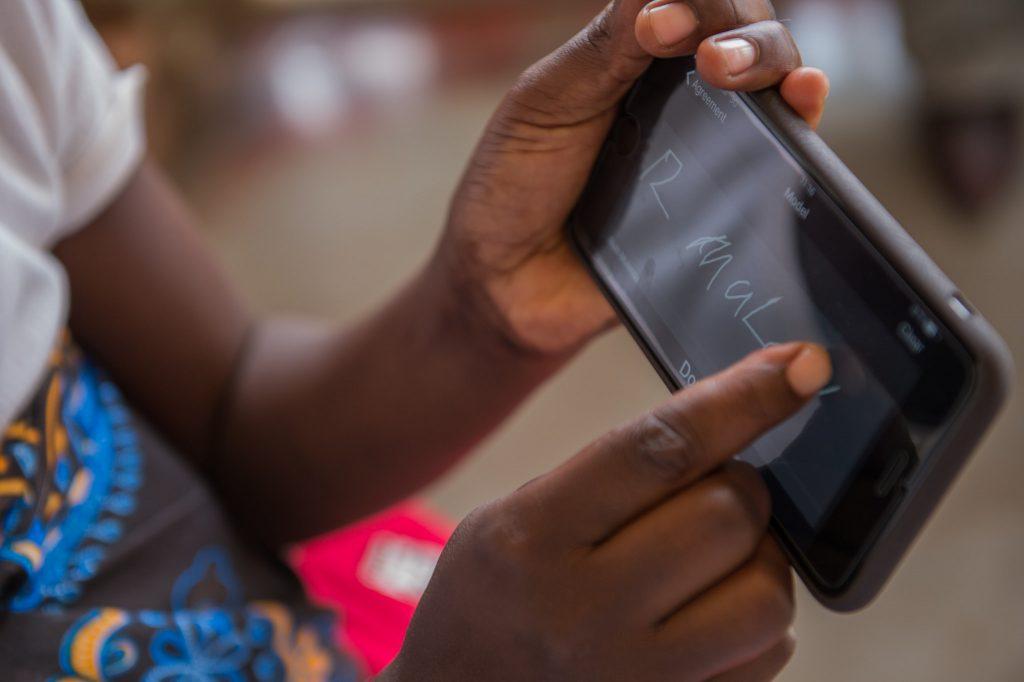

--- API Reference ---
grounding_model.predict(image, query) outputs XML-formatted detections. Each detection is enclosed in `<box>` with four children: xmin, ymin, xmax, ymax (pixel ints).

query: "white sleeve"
<box><xmin>37</xmin><ymin>0</ymin><xmax>148</xmax><ymax>241</ymax></box>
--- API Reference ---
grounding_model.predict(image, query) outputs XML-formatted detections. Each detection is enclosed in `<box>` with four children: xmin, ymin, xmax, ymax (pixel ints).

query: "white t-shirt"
<box><xmin>0</xmin><ymin>0</ymin><xmax>145</xmax><ymax>430</ymax></box>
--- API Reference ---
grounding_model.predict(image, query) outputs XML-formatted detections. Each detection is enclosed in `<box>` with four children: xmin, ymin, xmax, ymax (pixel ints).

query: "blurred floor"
<box><xmin>179</xmin><ymin>2</ymin><xmax>1024</xmax><ymax>680</ymax></box>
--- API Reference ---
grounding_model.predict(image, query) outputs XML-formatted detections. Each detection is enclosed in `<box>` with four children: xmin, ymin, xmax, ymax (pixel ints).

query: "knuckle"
<box><xmin>538</xmin><ymin>618</ymin><xmax>595</xmax><ymax>674</ymax></box>
<box><xmin>629</xmin><ymin>411</ymin><xmax>703</xmax><ymax>481</ymax></box>
<box><xmin>580</xmin><ymin>7</ymin><xmax>651</xmax><ymax>84</ymax></box>
<box><xmin>700</xmin><ymin>492</ymin><xmax>757</xmax><ymax>546</ymax></box>
<box><xmin>693</xmin><ymin>0</ymin><xmax>774</xmax><ymax>33</ymax></box>
<box><xmin>724</xmin><ymin>0</ymin><xmax>770</xmax><ymax>25</ymax></box>
<box><xmin>779</xmin><ymin>633</ymin><xmax>798</xmax><ymax>666</ymax></box>
<box><xmin>709</xmin><ymin>464</ymin><xmax>772</xmax><ymax>531</ymax></box>
<box><xmin>698</xmin><ymin>19</ymin><xmax>801</xmax><ymax>85</ymax></box>
<box><xmin>463</xmin><ymin>502</ymin><xmax>538</xmax><ymax>574</ymax></box>
<box><xmin>729</xmin><ymin>0</ymin><xmax>777</xmax><ymax>25</ymax></box>
<box><xmin>752</xmin><ymin>20</ymin><xmax>802</xmax><ymax>70</ymax></box>
<box><xmin>747</xmin><ymin>561</ymin><xmax>796</xmax><ymax>632</ymax></box>
<box><xmin>580</xmin><ymin>9</ymin><xmax>614</xmax><ymax>62</ymax></box>
<box><xmin>507</xmin><ymin>61</ymin><xmax>566</xmax><ymax>113</ymax></box>
<box><xmin>454</xmin><ymin>505</ymin><xmax>493</xmax><ymax>553</ymax></box>
<box><xmin>503</xmin><ymin>7</ymin><xmax>647</xmax><ymax>129</ymax></box>
<box><xmin>490</xmin><ymin>87</ymin><xmax>567</xmax><ymax>149</ymax></box>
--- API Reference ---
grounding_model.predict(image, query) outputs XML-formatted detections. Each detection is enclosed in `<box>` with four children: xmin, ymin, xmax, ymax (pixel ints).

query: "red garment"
<box><xmin>292</xmin><ymin>503</ymin><xmax>454</xmax><ymax>675</ymax></box>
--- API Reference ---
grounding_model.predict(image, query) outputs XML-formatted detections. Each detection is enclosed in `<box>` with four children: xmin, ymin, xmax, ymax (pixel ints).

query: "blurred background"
<box><xmin>83</xmin><ymin>0</ymin><xmax>1023</xmax><ymax>679</ymax></box>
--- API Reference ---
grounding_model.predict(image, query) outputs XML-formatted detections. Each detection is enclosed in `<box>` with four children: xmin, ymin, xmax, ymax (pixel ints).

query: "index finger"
<box><xmin>522</xmin><ymin>342</ymin><xmax>831</xmax><ymax>545</ymax></box>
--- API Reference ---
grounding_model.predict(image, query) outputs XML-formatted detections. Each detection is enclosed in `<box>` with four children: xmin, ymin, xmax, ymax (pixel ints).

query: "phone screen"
<box><xmin>572</xmin><ymin>57</ymin><xmax>972</xmax><ymax>586</ymax></box>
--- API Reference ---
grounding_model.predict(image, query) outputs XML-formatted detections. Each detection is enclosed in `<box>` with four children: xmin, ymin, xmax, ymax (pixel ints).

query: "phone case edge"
<box><xmin>750</xmin><ymin>89</ymin><xmax>1016</xmax><ymax>611</ymax></box>
<box><xmin>567</xmin><ymin>87</ymin><xmax>1016</xmax><ymax>612</ymax></box>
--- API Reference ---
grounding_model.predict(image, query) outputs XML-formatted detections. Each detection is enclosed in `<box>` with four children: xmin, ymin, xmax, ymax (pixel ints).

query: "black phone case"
<box><xmin>569</xmin><ymin>85</ymin><xmax>1015</xmax><ymax>612</ymax></box>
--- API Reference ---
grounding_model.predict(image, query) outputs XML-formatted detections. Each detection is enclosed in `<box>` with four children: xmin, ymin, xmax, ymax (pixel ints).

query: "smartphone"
<box><xmin>569</xmin><ymin>56</ymin><xmax>1014</xmax><ymax>611</ymax></box>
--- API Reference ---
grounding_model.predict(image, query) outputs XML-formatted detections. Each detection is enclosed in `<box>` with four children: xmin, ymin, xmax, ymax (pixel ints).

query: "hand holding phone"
<box><xmin>438</xmin><ymin>0</ymin><xmax>827</xmax><ymax>357</ymax></box>
<box><xmin>384</xmin><ymin>344</ymin><xmax>831</xmax><ymax>682</ymax></box>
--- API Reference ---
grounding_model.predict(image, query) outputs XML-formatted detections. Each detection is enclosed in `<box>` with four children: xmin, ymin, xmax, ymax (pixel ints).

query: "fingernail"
<box><xmin>716</xmin><ymin>37</ymin><xmax>758</xmax><ymax>75</ymax></box>
<box><xmin>785</xmin><ymin>345</ymin><xmax>832</xmax><ymax>398</ymax></box>
<box><xmin>648</xmin><ymin>3</ymin><xmax>699</xmax><ymax>48</ymax></box>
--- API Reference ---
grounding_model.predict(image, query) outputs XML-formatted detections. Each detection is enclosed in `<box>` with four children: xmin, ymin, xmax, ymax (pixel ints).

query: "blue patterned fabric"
<box><xmin>0</xmin><ymin>352</ymin><xmax>141</xmax><ymax>613</ymax></box>
<box><xmin>0</xmin><ymin>339</ymin><xmax>358</xmax><ymax>681</ymax></box>
<box><xmin>56</xmin><ymin>547</ymin><xmax>343</xmax><ymax>680</ymax></box>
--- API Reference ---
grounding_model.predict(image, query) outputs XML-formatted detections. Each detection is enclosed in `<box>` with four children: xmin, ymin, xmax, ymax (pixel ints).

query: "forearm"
<box><xmin>215</xmin><ymin>254</ymin><xmax>570</xmax><ymax>545</ymax></box>
<box><xmin>58</xmin><ymin>164</ymin><xmax>570</xmax><ymax>548</ymax></box>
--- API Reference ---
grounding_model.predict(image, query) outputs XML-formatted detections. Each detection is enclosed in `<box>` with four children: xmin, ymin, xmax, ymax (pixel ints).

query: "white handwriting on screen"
<box><xmin>686</xmin><ymin>236</ymin><xmax>842</xmax><ymax>397</ymax></box>
<box><xmin>687</xmin><ymin>236</ymin><xmax>781</xmax><ymax>349</ymax></box>
<box><xmin>641</xmin><ymin>151</ymin><xmax>683</xmax><ymax>221</ymax></box>
<box><xmin>640</xmin><ymin>147</ymin><xmax>838</xmax><ymax>397</ymax></box>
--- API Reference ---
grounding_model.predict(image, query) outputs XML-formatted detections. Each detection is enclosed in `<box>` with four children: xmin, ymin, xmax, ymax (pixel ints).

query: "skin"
<box><xmin>382</xmin><ymin>343</ymin><xmax>831</xmax><ymax>681</ymax></box>
<box><xmin>53</xmin><ymin>0</ymin><xmax>830</xmax><ymax>678</ymax></box>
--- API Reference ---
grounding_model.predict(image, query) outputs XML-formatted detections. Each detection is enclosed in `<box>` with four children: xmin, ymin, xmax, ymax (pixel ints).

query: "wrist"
<box><xmin>424</xmin><ymin>247</ymin><xmax>581</xmax><ymax>370</ymax></box>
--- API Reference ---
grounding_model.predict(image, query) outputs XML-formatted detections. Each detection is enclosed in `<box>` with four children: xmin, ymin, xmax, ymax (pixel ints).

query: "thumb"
<box><xmin>506</xmin><ymin>1</ymin><xmax>653</xmax><ymax>129</ymax></box>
